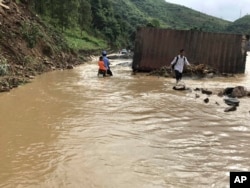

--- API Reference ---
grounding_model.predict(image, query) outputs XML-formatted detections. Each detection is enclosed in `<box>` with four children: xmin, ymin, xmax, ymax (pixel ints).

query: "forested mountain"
<box><xmin>226</xmin><ymin>15</ymin><xmax>250</xmax><ymax>34</ymax></box>
<box><xmin>11</xmin><ymin>0</ymin><xmax>250</xmax><ymax>49</ymax></box>
<box><xmin>24</xmin><ymin>0</ymin><xmax>233</xmax><ymax>49</ymax></box>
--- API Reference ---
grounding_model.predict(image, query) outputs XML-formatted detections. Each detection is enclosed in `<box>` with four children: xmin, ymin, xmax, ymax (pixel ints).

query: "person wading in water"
<box><xmin>170</xmin><ymin>49</ymin><xmax>190</xmax><ymax>85</ymax></box>
<box><xmin>102</xmin><ymin>51</ymin><xmax>113</xmax><ymax>76</ymax></box>
<box><xmin>97</xmin><ymin>56</ymin><xmax>107</xmax><ymax>77</ymax></box>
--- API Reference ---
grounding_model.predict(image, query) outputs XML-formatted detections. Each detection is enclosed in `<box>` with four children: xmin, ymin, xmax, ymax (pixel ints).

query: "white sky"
<box><xmin>165</xmin><ymin>0</ymin><xmax>250</xmax><ymax>21</ymax></box>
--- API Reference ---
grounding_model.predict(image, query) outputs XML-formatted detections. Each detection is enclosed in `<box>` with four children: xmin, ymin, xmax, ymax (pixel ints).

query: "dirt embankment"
<box><xmin>0</xmin><ymin>1</ymin><xmax>90</xmax><ymax>92</ymax></box>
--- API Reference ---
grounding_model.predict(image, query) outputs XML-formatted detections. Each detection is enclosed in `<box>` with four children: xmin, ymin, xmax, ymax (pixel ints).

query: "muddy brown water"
<box><xmin>0</xmin><ymin>54</ymin><xmax>250</xmax><ymax>188</ymax></box>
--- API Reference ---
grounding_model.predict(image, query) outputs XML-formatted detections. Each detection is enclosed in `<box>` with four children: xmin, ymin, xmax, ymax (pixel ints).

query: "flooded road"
<box><xmin>0</xmin><ymin>54</ymin><xmax>250</xmax><ymax>188</ymax></box>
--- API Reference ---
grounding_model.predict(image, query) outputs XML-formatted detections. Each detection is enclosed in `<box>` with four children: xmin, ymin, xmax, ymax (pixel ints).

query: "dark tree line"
<box><xmin>24</xmin><ymin>0</ymin><xmax>137</xmax><ymax>48</ymax></box>
<box><xmin>27</xmin><ymin>0</ymin><xmax>91</xmax><ymax>31</ymax></box>
<box><xmin>19</xmin><ymin>0</ymin><xmax>165</xmax><ymax>48</ymax></box>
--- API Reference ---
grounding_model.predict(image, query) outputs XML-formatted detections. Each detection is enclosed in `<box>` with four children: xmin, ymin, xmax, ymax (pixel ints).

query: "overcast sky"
<box><xmin>165</xmin><ymin>0</ymin><xmax>250</xmax><ymax>21</ymax></box>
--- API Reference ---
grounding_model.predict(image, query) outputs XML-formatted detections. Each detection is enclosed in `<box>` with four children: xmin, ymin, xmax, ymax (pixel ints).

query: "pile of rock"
<box><xmin>0</xmin><ymin>76</ymin><xmax>28</xmax><ymax>92</ymax></box>
<box><xmin>187</xmin><ymin>64</ymin><xmax>217</xmax><ymax>77</ymax></box>
<box><xmin>148</xmin><ymin>66</ymin><xmax>171</xmax><ymax>77</ymax></box>
<box><xmin>148</xmin><ymin>64</ymin><xmax>217</xmax><ymax>78</ymax></box>
<box><xmin>218</xmin><ymin>86</ymin><xmax>249</xmax><ymax>112</ymax></box>
<box><xmin>218</xmin><ymin>86</ymin><xmax>249</xmax><ymax>98</ymax></box>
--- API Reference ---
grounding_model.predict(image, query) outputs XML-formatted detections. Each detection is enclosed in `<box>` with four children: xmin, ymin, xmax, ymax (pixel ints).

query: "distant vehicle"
<box><xmin>121</xmin><ymin>49</ymin><xmax>128</xmax><ymax>55</ymax></box>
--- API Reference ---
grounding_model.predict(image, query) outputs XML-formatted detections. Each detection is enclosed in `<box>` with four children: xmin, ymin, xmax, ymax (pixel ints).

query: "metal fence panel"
<box><xmin>132</xmin><ymin>28</ymin><xmax>247</xmax><ymax>73</ymax></box>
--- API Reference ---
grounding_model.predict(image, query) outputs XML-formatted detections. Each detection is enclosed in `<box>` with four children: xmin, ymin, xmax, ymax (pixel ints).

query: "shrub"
<box><xmin>21</xmin><ymin>21</ymin><xmax>41</xmax><ymax>48</ymax></box>
<box><xmin>0</xmin><ymin>55</ymin><xmax>8</xmax><ymax>76</ymax></box>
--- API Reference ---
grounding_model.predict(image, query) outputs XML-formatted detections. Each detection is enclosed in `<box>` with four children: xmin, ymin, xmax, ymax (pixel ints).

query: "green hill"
<box><xmin>116</xmin><ymin>0</ymin><xmax>230</xmax><ymax>31</ymax></box>
<box><xmin>110</xmin><ymin>0</ymin><xmax>233</xmax><ymax>49</ymax></box>
<box><xmin>22</xmin><ymin>0</ymin><xmax>234</xmax><ymax>50</ymax></box>
<box><xmin>2</xmin><ymin>0</ymin><xmax>250</xmax><ymax>51</ymax></box>
<box><xmin>226</xmin><ymin>15</ymin><xmax>250</xmax><ymax>34</ymax></box>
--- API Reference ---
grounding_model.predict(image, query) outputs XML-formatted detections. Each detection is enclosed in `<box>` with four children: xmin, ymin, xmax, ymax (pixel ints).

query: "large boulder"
<box><xmin>220</xmin><ymin>86</ymin><xmax>248</xmax><ymax>98</ymax></box>
<box><xmin>231</xmin><ymin>86</ymin><xmax>248</xmax><ymax>98</ymax></box>
<box><xmin>222</xmin><ymin>87</ymin><xmax>234</xmax><ymax>96</ymax></box>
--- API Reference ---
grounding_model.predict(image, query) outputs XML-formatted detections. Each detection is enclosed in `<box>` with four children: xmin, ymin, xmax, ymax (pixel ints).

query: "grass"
<box><xmin>31</xmin><ymin>13</ymin><xmax>108</xmax><ymax>51</ymax></box>
<box><xmin>63</xmin><ymin>28</ymin><xmax>108</xmax><ymax>51</ymax></box>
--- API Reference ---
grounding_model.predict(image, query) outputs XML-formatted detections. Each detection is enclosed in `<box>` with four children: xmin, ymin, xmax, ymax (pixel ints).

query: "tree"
<box><xmin>78</xmin><ymin>0</ymin><xmax>92</xmax><ymax>35</ymax></box>
<box><xmin>146</xmin><ymin>19</ymin><xmax>160</xmax><ymax>28</ymax></box>
<box><xmin>53</xmin><ymin>0</ymin><xmax>79</xmax><ymax>31</ymax></box>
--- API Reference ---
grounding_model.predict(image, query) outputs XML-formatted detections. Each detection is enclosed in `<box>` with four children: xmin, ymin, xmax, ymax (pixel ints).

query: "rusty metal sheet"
<box><xmin>132</xmin><ymin>28</ymin><xmax>247</xmax><ymax>73</ymax></box>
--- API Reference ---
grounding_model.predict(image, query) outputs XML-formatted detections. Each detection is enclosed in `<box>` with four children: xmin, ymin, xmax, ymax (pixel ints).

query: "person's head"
<box><xmin>102</xmin><ymin>50</ymin><xmax>107</xmax><ymax>56</ymax></box>
<box><xmin>99</xmin><ymin>56</ymin><xmax>103</xmax><ymax>61</ymax></box>
<box><xmin>180</xmin><ymin>49</ymin><xmax>185</xmax><ymax>57</ymax></box>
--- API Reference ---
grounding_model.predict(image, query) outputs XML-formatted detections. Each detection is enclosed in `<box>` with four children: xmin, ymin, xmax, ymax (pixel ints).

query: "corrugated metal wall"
<box><xmin>132</xmin><ymin>27</ymin><xmax>247</xmax><ymax>73</ymax></box>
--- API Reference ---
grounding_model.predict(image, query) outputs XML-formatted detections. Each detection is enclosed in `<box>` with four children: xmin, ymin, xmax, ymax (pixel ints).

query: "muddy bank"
<box><xmin>0</xmin><ymin>1</ymin><xmax>95</xmax><ymax>92</ymax></box>
<box><xmin>0</xmin><ymin>54</ymin><xmax>89</xmax><ymax>92</ymax></box>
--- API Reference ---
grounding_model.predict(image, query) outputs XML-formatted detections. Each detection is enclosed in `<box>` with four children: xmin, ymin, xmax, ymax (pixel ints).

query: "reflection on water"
<box><xmin>0</xmin><ymin>54</ymin><xmax>250</xmax><ymax>188</ymax></box>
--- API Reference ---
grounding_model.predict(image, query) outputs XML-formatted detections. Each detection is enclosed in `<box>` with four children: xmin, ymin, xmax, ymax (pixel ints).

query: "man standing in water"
<box><xmin>170</xmin><ymin>49</ymin><xmax>190</xmax><ymax>85</ymax></box>
<box><xmin>102</xmin><ymin>51</ymin><xmax>113</xmax><ymax>76</ymax></box>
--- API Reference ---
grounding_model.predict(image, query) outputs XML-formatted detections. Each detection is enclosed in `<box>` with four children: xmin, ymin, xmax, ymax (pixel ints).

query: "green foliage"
<box><xmin>63</xmin><ymin>29</ymin><xmax>107</xmax><ymax>50</ymax></box>
<box><xmin>78</xmin><ymin>0</ymin><xmax>92</xmax><ymax>33</ymax></box>
<box><xmin>147</xmin><ymin>19</ymin><xmax>161</xmax><ymax>27</ymax></box>
<box><xmin>0</xmin><ymin>54</ymin><xmax>8</xmax><ymax>76</ymax></box>
<box><xmin>57</xmin><ymin>0</ymin><xmax>80</xmax><ymax>31</ymax></box>
<box><xmin>226</xmin><ymin>15</ymin><xmax>250</xmax><ymax>34</ymax></box>
<box><xmin>21</xmin><ymin>21</ymin><xmax>41</xmax><ymax>48</ymax></box>
<box><xmin>129</xmin><ymin>0</ymin><xmax>229</xmax><ymax>31</ymax></box>
<box><xmin>27</xmin><ymin>0</ymin><xmax>250</xmax><ymax>50</ymax></box>
<box><xmin>23</xmin><ymin>55</ymin><xmax>34</xmax><ymax>66</ymax></box>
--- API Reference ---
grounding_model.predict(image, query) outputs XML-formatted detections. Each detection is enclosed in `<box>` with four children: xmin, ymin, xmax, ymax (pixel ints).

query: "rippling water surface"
<box><xmin>0</xmin><ymin>54</ymin><xmax>250</xmax><ymax>188</ymax></box>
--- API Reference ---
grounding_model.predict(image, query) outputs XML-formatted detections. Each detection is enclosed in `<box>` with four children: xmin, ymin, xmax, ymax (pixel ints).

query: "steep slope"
<box><xmin>0</xmin><ymin>1</ymin><xmax>82</xmax><ymax>92</ymax></box>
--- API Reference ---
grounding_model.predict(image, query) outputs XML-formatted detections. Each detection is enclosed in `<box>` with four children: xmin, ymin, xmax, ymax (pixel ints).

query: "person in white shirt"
<box><xmin>170</xmin><ymin>49</ymin><xmax>190</xmax><ymax>85</ymax></box>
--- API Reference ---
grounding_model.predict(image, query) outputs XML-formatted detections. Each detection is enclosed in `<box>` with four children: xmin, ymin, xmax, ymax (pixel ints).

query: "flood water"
<box><xmin>0</xmin><ymin>53</ymin><xmax>250</xmax><ymax>188</ymax></box>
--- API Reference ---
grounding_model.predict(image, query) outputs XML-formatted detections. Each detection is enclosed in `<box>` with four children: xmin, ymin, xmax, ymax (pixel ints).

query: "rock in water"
<box><xmin>173</xmin><ymin>85</ymin><xmax>186</xmax><ymax>90</ymax></box>
<box><xmin>232</xmin><ymin>86</ymin><xmax>248</xmax><ymax>98</ymax></box>
<box><xmin>204</xmin><ymin>98</ymin><xmax>209</xmax><ymax>103</ymax></box>
<box><xmin>224</xmin><ymin>98</ymin><xmax>240</xmax><ymax>106</ymax></box>
<box><xmin>201</xmin><ymin>89</ymin><xmax>213</xmax><ymax>95</ymax></box>
<box><xmin>223</xmin><ymin>87</ymin><xmax>234</xmax><ymax>96</ymax></box>
<box><xmin>224</xmin><ymin>106</ymin><xmax>237</xmax><ymax>112</ymax></box>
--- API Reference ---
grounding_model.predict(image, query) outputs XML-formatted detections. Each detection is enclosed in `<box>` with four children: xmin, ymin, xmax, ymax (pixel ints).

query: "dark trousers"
<box><xmin>98</xmin><ymin>69</ymin><xmax>106</xmax><ymax>77</ymax></box>
<box><xmin>107</xmin><ymin>69</ymin><xmax>113</xmax><ymax>76</ymax></box>
<box><xmin>175</xmin><ymin>70</ymin><xmax>182</xmax><ymax>82</ymax></box>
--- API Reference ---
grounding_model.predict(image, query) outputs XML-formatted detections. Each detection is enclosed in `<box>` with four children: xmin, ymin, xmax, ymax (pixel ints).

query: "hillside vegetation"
<box><xmin>15</xmin><ymin>0</ymin><xmax>250</xmax><ymax>50</ymax></box>
<box><xmin>0</xmin><ymin>1</ymin><xmax>84</xmax><ymax>92</ymax></box>
<box><xmin>226</xmin><ymin>15</ymin><xmax>250</xmax><ymax>34</ymax></box>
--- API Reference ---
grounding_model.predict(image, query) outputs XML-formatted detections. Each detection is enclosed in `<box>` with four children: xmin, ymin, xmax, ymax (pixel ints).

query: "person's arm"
<box><xmin>170</xmin><ymin>57</ymin><xmax>177</xmax><ymax>65</ymax></box>
<box><xmin>185</xmin><ymin>57</ymin><xmax>190</xmax><ymax>66</ymax></box>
